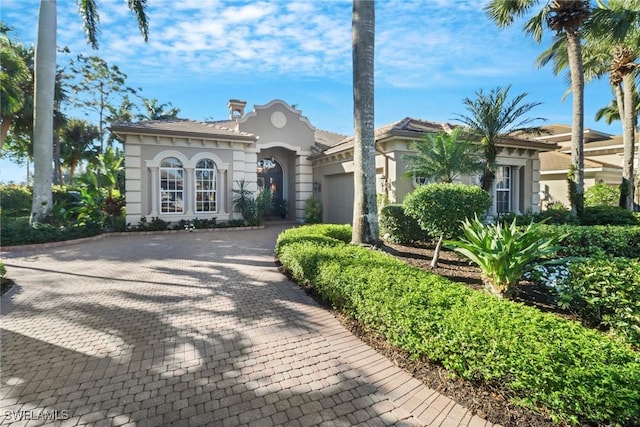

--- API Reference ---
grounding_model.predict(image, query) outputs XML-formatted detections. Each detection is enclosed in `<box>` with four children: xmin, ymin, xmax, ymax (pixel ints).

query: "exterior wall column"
<box><xmin>531</xmin><ymin>159</ymin><xmax>541</xmax><ymax>213</ymax></box>
<box><xmin>124</xmin><ymin>142</ymin><xmax>142</xmax><ymax>225</ymax></box>
<box><xmin>149</xmin><ymin>166</ymin><xmax>159</xmax><ymax>217</ymax></box>
<box><xmin>512</xmin><ymin>166</ymin><xmax>521</xmax><ymax>214</ymax></box>
<box><xmin>295</xmin><ymin>155</ymin><xmax>313</xmax><ymax>222</ymax></box>
<box><xmin>218</xmin><ymin>169</ymin><xmax>227</xmax><ymax>214</ymax></box>
<box><xmin>185</xmin><ymin>167</ymin><xmax>194</xmax><ymax>216</ymax></box>
<box><xmin>489</xmin><ymin>180</ymin><xmax>497</xmax><ymax>218</ymax></box>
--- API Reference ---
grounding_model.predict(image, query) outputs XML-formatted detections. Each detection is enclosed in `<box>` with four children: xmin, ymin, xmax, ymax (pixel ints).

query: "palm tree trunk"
<box><xmin>31</xmin><ymin>0</ymin><xmax>56</xmax><ymax>223</ymax></box>
<box><xmin>566</xmin><ymin>31</ymin><xmax>585</xmax><ymax>216</ymax></box>
<box><xmin>351</xmin><ymin>0</ymin><xmax>378</xmax><ymax>245</ymax></box>
<box><xmin>622</xmin><ymin>74</ymin><xmax>636</xmax><ymax>210</ymax></box>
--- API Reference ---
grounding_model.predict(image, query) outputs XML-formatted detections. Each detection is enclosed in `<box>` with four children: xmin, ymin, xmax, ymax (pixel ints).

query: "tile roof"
<box><xmin>540</xmin><ymin>151</ymin><xmax>622</xmax><ymax>171</ymax></box>
<box><xmin>110</xmin><ymin>119</ymin><xmax>256</xmax><ymax>141</ymax></box>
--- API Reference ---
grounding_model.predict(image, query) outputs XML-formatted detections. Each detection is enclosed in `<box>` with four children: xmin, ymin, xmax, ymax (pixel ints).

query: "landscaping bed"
<box><xmin>276</xmin><ymin>224</ymin><xmax>640</xmax><ymax>427</ymax></box>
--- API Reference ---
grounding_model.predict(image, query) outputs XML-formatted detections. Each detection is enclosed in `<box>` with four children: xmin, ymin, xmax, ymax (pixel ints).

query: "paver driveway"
<box><xmin>1</xmin><ymin>225</ymin><xmax>496</xmax><ymax>427</ymax></box>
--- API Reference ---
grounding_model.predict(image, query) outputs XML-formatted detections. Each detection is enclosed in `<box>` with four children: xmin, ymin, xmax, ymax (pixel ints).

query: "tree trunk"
<box><xmin>430</xmin><ymin>234</ymin><xmax>443</xmax><ymax>269</ymax></box>
<box><xmin>621</xmin><ymin>74</ymin><xmax>636</xmax><ymax>210</ymax></box>
<box><xmin>565</xmin><ymin>30</ymin><xmax>585</xmax><ymax>217</ymax></box>
<box><xmin>31</xmin><ymin>0</ymin><xmax>56</xmax><ymax>223</ymax></box>
<box><xmin>351</xmin><ymin>0</ymin><xmax>379</xmax><ymax>245</ymax></box>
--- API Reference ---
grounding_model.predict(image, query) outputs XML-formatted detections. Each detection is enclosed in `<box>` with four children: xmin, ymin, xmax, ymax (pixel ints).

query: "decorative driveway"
<box><xmin>0</xmin><ymin>225</ymin><xmax>496</xmax><ymax>427</ymax></box>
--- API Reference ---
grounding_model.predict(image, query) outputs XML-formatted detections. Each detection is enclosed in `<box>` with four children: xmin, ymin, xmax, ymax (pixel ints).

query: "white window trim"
<box><xmin>160</xmin><ymin>158</ymin><xmax>185</xmax><ymax>214</ymax></box>
<box><xmin>195</xmin><ymin>160</ymin><xmax>218</xmax><ymax>214</ymax></box>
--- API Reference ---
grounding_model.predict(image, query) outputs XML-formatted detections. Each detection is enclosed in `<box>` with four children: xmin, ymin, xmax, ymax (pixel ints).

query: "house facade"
<box><xmin>537</xmin><ymin>124</ymin><xmax>639</xmax><ymax>208</ymax></box>
<box><xmin>112</xmin><ymin>99</ymin><xmax>557</xmax><ymax>226</ymax></box>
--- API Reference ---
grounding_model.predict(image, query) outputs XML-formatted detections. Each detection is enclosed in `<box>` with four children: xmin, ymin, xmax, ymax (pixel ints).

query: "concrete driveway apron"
<box><xmin>1</xmin><ymin>225</ymin><xmax>497</xmax><ymax>427</ymax></box>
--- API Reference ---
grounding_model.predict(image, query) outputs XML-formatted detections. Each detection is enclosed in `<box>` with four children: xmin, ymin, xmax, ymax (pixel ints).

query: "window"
<box><xmin>495</xmin><ymin>166</ymin><xmax>511</xmax><ymax>214</ymax></box>
<box><xmin>412</xmin><ymin>175</ymin><xmax>430</xmax><ymax>188</ymax></box>
<box><xmin>160</xmin><ymin>157</ymin><xmax>184</xmax><ymax>213</ymax></box>
<box><xmin>195</xmin><ymin>159</ymin><xmax>216</xmax><ymax>213</ymax></box>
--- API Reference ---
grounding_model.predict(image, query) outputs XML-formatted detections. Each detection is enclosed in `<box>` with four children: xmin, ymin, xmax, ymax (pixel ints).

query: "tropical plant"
<box><xmin>453</xmin><ymin>85</ymin><xmax>545</xmax><ymax>192</ymax></box>
<box><xmin>31</xmin><ymin>0</ymin><xmax>149</xmax><ymax>223</ymax></box>
<box><xmin>232</xmin><ymin>179</ymin><xmax>256</xmax><ymax>221</ymax></box>
<box><xmin>402</xmin><ymin>128</ymin><xmax>483</xmax><ymax>183</ymax></box>
<box><xmin>138</xmin><ymin>98</ymin><xmax>180</xmax><ymax>121</ymax></box>
<box><xmin>0</xmin><ymin>24</ymin><xmax>30</xmax><ymax>149</ymax></box>
<box><xmin>256</xmin><ymin>188</ymin><xmax>272</xmax><ymax>219</ymax></box>
<box><xmin>446</xmin><ymin>217</ymin><xmax>566</xmax><ymax>297</ymax></box>
<box><xmin>485</xmin><ymin>0</ymin><xmax>591</xmax><ymax>217</ymax></box>
<box><xmin>403</xmin><ymin>183</ymin><xmax>491</xmax><ymax>268</ymax></box>
<box><xmin>59</xmin><ymin>118</ymin><xmax>100</xmax><ymax>183</ymax></box>
<box><xmin>351</xmin><ymin>0</ymin><xmax>378</xmax><ymax>245</ymax></box>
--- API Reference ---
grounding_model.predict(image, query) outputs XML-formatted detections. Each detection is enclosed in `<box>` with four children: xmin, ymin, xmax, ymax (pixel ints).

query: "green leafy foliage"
<box><xmin>539</xmin><ymin>225</ymin><xmax>640</xmax><ymax>258</ymax></box>
<box><xmin>0</xmin><ymin>220</ymin><xmax>102</xmax><ymax>246</ymax></box>
<box><xmin>0</xmin><ymin>184</ymin><xmax>31</xmax><ymax>217</ymax></box>
<box><xmin>403</xmin><ymin>183</ymin><xmax>491</xmax><ymax>239</ymax></box>
<box><xmin>379</xmin><ymin>204</ymin><xmax>428</xmax><ymax>244</ymax></box>
<box><xmin>446</xmin><ymin>217</ymin><xmax>566</xmax><ymax>296</ymax></box>
<box><xmin>584</xmin><ymin>182</ymin><xmax>620</xmax><ymax>207</ymax></box>
<box><xmin>232</xmin><ymin>179</ymin><xmax>258</xmax><ymax>223</ymax></box>
<box><xmin>276</xmin><ymin>225</ymin><xmax>640</xmax><ymax>426</ymax></box>
<box><xmin>536</xmin><ymin>203</ymin><xmax>579</xmax><ymax>225</ymax></box>
<box><xmin>580</xmin><ymin>206</ymin><xmax>639</xmax><ymax>226</ymax></box>
<box><xmin>304</xmin><ymin>196</ymin><xmax>322</xmax><ymax>224</ymax></box>
<box><xmin>134</xmin><ymin>216</ymin><xmax>169</xmax><ymax>231</ymax></box>
<box><xmin>0</xmin><ymin>260</ymin><xmax>6</xmax><ymax>285</ymax></box>
<box><xmin>557</xmin><ymin>258</ymin><xmax>640</xmax><ymax>346</ymax></box>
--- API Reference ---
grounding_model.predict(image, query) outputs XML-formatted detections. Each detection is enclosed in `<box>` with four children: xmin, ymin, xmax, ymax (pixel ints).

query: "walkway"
<box><xmin>0</xmin><ymin>225</ymin><xmax>497</xmax><ymax>426</ymax></box>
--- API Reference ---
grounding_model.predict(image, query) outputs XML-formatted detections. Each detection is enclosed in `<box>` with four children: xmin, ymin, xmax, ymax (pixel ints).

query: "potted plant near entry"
<box><xmin>278</xmin><ymin>199</ymin><xmax>288</xmax><ymax>219</ymax></box>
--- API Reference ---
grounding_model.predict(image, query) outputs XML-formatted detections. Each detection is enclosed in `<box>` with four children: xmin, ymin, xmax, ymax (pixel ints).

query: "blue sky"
<box><xmin>1</xmin><ymin>0</ymin><xmax>621</xmax><ymax>183</ymax></box>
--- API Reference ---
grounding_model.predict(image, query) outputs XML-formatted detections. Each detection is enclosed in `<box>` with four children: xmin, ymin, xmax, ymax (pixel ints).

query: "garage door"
<box><xmin>325</xmin><ymin>173</ymin><xmax>354</xmax><ymax>224</ymax></box>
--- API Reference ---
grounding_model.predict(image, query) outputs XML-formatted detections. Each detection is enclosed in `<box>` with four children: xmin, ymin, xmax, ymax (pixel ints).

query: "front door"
<box><xmin>257</xmin><ymin>157</ymin><xmax>283</xmax><ymax>217</ymax></box>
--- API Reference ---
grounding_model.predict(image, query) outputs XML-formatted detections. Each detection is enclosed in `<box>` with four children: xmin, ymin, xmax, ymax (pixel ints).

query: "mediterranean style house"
<box><xmin>536</xmin><ymin>124</ymin><xmax>639</xmax><ymax>208</ymax></box>
<box><xmin>111</xmin><ymin>99</ymin><xmax>558</xmax><ymax>226</ymax></box>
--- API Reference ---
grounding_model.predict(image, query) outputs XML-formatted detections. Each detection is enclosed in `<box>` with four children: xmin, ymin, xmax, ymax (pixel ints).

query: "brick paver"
<box><xmin>0</xmin><ymin>225</ymin><xmax>498</xmax><ymax>426</ymax></box>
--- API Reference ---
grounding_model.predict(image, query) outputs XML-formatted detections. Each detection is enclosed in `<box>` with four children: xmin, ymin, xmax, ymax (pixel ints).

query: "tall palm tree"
<box><xmin>351</xmin><ymin>0</ymin><xmax>378</xmax><ymax>245</ymax></box>
<box><xmin>485</xmin><ymin>0</ymin><xmax>591</xmax><ymax>215</ymax></box>
<box><xmin>454</xmin><ymin>86</ymin><xmax>545</xmax><ymax>192</ymax></box>
<box><xmin>31</xmin><ymin>0</ymin><xmax>149</xmax><ymax>223</ymax></box>
<box><xmin>402</xmin><ymin>128</ymin><xmax>484</xmax><ymax>184</ymax></box>
<box><xmin>590</xmin><ymin>0</ymin><xmax>640</xmax><ymax>210</ymax></box>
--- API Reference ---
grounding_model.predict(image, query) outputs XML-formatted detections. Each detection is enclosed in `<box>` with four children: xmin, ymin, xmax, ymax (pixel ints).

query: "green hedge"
<box><xmin>557</xmin><ymin>257</ymin><xmax>640</xmax><ymax>346</ymax></box>
<box><xmin>0</xmin><ymin>184</ymin><xmax>32</xmax><ymax>217</ymax></box>
<box><xmin>379</xmin><ymin>204</ymin><xmax>428</xmax><ymax>244</ymax></box>
<box><xmin>539</xmin><ymin>224</ymin><xmax>640</xmax><ymax>258</ymax></box>
<box><xmin>1</xmin><ymin>221</ymin><xmax>103</xmax><ymax>246</ymax></box>
<box><xmin>276</xmin><ymin>225</ymin><xmax>640</xmax><ymax>426</ymax></box>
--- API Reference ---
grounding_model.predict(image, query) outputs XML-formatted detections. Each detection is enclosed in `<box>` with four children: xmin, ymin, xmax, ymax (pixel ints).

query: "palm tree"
<box><xmin>485</xmin><ymin>0</ymin><xmax>591</xmax><ymax>215</ymax></box>
<box><xmin>351</xmin><ymin>0</ymin><xmax>378</xmax><ymax>245</ymax></box>
<box><xmin>59</xmin><ymin>118</ymin><xmax>99</xmax><ymax>183</ymax></box>
<box><xmin>454</xmin><ymin>86</ymin><xmax>545</xmax><ymax>192</ymax></box>
<box><xmin>31</xmin><ymin>0</ymin><xmax>149</xmax><ymax>223</ymax></box>
<box><xmin>138</xmin><ymin>98</ymin><xmax>180</xmax><ymax>121</ymax></box>
<box><xmin>590</xmin><ymin>0</ymin><xmax>640</xmax><ymax>210</ymax></box>
<box><xmin>541</xmin><ymin>1</ymin><xmax>640</xmax><ymax>210</ymax></box>
<box><xmin>0</xmin><ymin>24</ymin><xmax>30</xmax><ymax>149</ymax></box>
<box><xmin>402</xmin><ymin>128</ymin><xmax>484</xmax><ymax>184</ymax></box>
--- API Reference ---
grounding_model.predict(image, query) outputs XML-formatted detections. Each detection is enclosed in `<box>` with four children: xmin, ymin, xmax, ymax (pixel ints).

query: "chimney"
<box><xmin>228</xmin><ymin>99</ymin><xmax>247</xmax><ymax>120</ymax></box>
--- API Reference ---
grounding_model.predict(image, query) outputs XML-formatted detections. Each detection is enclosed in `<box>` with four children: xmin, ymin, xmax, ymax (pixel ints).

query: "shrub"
<box><xmin>446</xmin><ymin>217</ymin><xmax>566</xmax><ymax>297</ymax></box>
<box><xmin>0</xmin><ymin>260</ymin><xmax>6</xmax><ymax>285</ymax></box>
<box><xmin>0</xmin><ymin>184</ymin><xmax>32</xmax><ymax>217</ymax></box>
<box><xmin>277</xmin><ymin>225</ymin><xmax>640</xmax><ymax>426</ymax></box>
<box><xmin>585</xmin><ymin>182</ymin><xmax>619</xmax><ymax>207</ymax></box>
<box><xmin>539</xmin><ymin>225</ymin><xmax>640</xmax><ymax>258</ymax></box>
<box><xmin>556</xmin><ymin>257</ymin><xmax>640</xmax><ymax>346</ymax></box>
<box><xmin>0</xmin><ymin>220</ymin><xmax>102</xmax><ymax>246</ymax></box>
<box><xmin>536</xmin><ymin>203</ymin><xmax>578</xmax><ymax>225</ymax></box>
<box><xmin>579</xmin><ymin>206</ymin><xmax>638</xmax><ymax>226</ymax></box>
<box><xmin>134</xmin><ymin>216</ymin><xmax>169</xmax><ymax>231</ymax></box>
<box><xmin>379</xmin><ymin>204</ymin><xmax>428</xmax><ymax>244</ymax></box>
<box><xmin>304</xmin><ymin>196</ymin><xmax>322</xmax><ymax>224</ymax></box>
<box><xmin>403</xmin><ymin>183</ymin><xmax>491</xmax><ymax>267</ymax></box>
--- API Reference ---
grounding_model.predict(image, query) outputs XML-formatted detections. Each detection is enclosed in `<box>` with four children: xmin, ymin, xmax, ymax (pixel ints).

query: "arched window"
<box><xmin>160</xmin><ymin>157</ymin><xmax>184</xmax><ymax>213</ymax></box>
<box><xmin>195</xmin><ymin>159</ymin><xmax>217</xmax><ymax>213</ymax></box>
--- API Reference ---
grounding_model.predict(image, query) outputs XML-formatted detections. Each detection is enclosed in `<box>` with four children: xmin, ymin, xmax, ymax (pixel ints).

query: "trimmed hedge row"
<box><xmin>539</xmin><ymin>224</ymin><xmax>640</xmax><ymax>258</ymax></box>
<box><xmin>276</xmin><ymin>225</ymin><xmax>640</xmax><ymax>426</ymax></box>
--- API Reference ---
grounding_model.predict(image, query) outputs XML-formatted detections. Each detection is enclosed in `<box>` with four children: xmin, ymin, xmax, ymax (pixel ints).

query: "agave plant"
<box><xmin>446</xmin><ymin>216</ymin><xmax>566</xmax><ymax>298</ymax></box>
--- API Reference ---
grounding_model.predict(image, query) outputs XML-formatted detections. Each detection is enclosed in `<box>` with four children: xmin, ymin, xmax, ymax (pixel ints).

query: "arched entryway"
<box><xmin>257</xmin><ymin>157</ymin><xmax>284</xmax><ymax>217</ymax></box>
